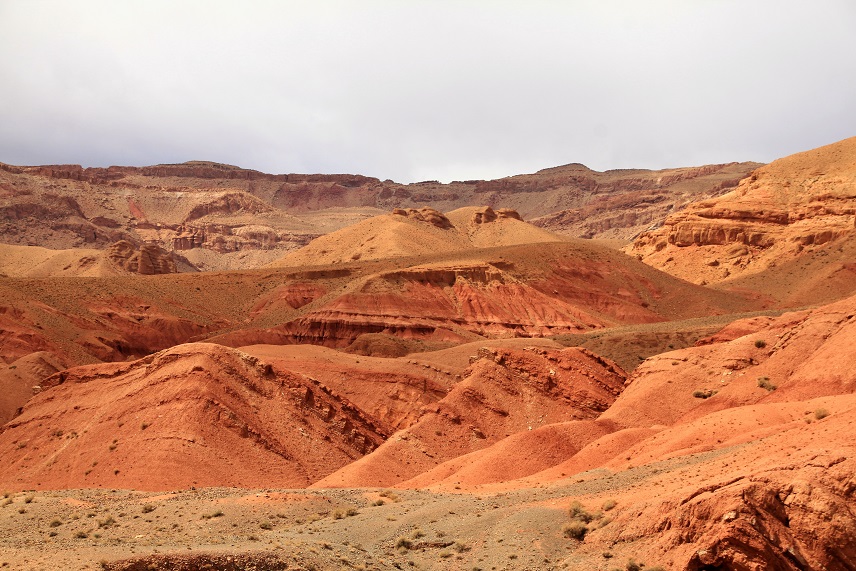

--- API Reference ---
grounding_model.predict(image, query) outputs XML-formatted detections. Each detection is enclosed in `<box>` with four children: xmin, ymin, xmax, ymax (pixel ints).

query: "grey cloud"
<box><xmin>1</xmin><ymin>0</ymin><xmax>854</xmax><ymax>182</ymax></box>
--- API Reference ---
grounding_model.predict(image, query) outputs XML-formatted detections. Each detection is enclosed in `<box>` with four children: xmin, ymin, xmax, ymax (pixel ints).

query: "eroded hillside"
<box><xmin>0</xmin><ymin>158</ymin><xmax>758</xmax><ymax>271</ymax></box>
<box><xmin>1</xmin><ymin>139</ymin><xmax>855</xmax><ymax>571</ymax></box>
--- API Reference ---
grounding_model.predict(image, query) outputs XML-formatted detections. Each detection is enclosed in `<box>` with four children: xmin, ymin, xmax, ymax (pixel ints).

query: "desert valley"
<box><xmin>1</xmin><ymin>137</ymin><xmax>855</xmax><ymax>571</ymax></box>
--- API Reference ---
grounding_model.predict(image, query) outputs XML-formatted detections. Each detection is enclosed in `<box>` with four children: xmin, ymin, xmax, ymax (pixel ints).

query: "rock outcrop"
<box><xmin>627</xmin><ymin>136</ymin><xmax>856</xmax><ymax>287</ymax></box>
<box><xmin>469</xmin><ymin>206</ymin><xmax>522</xmax><ymax>224</ymax></box>
<box><xmin>0</xmin><ymin>157</ymin><xmax>759</xmax><ymax>271</ymax></box>
<box><xmin>106</xmin><ymin>240</ymin><xmax>177</xmax><ymax>274</ymax></box>
<box><xmin>391</xmin><ymin>207</ymin><xmax>453</xmax><ymax>228</ymax></box>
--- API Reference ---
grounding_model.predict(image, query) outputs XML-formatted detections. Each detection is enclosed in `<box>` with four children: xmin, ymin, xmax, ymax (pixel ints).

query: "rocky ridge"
<box><xmin>627</xmin><ymin>136</ymin><xmax>856</xmax><ymax>286</ymax></box>
<box><xmin>0</xmin><ymin>158</ymin><xmax>759</xmax><ymax>271</ymax></box>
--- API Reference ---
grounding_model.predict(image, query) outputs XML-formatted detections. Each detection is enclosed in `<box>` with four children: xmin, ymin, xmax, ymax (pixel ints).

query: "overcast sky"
<box><xmin>1</xmin><ymin>1</ymin><xmax>854</xmax><ymax>183</ymax></box>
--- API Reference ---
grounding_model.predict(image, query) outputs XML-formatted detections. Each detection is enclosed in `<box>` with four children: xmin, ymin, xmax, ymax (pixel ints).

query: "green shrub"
<box><xmin>754</xmin><ymin>339</ymin><xmax>767</xmax><ymax>349</ymax></box>
<box><xmin>562</xmin><ymin>521</ymin><xmax>588</xmax><ymax>540</ymax></box>
<box><xmin>568</xmin><ymin>501</ymin><xmax>596</xmax><ymax>523</ymax></box>
<box><xmin>757</xmin><ymin>377</ymin><xmax>777</xmax><ymax>391</ymax></box>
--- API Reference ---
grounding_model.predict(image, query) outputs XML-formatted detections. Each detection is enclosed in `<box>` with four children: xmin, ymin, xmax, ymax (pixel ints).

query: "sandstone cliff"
<box><xmin>0</xmin><ymin>157</ymin><xmax>759</xmax><ymax>271</ymax></box>
<box><xmin>627</xmin><ymin>136</ymin><xmax>856</xmax><ymax>289</ymax></box>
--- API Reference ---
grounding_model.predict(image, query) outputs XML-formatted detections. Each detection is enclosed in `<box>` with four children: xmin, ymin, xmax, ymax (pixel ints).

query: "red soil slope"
<box><xmin>221</xmin><ymin>241</ymin><xmax>761</xmax><ymax>351</ymax></box>
<box><xmin>0</xmin><ymin>343</ymin><xmax>388</xmax><ymax>490</ymax></box>
<box><xmin>0</xmin><ymin>351</ymin><xmax>65</xmax><ymax>424</ymax></box>
<box><xmin>312</xmin><ymin>346</ymin><xmax>626</xmax><ymax>488</ymax></box>
<box><xmin>390</xmin><ymin>292</ymin><xmax>856</xmax><ymax>492</ymax></box>
<box><xmin>237</xmin><ymin>344</ymin><xmax>459</xmax><ymax>432</ymax></box>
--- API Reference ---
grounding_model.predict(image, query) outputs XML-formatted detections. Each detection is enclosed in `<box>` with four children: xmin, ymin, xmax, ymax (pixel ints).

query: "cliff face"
<box><xmin>529</xmin><ymin>163</ymin><xmax>753</xmax><ymax>240</ymax></box>
<box><xmin>0</xmin><ymin>158</ymin><xmax>759</xmax><ymax>271</ymax></box>
<box><xmin>627</xmin><ymin>137</ymin><xmax>856</xmax><ymax>287</ymax></box>
<box><xmin>106</xmin><ymin>240</ymin><xmax>177</xmax><ymax>274</ymax></box>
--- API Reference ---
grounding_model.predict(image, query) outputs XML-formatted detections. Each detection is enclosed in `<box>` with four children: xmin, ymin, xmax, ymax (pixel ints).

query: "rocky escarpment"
<box><xmin>135</xmin><ymin>190</ymin><xmax>317</xmax><ymax>256</ymax></box>
<box><xmin>677</xmin><ymin>466</ymin><xmax>856</xmax><ymax>571</ymax></box>
<box><xmin>0</xmin><ymin>192</ymin><xmax>129</xmax><ymax>248</ymax></box>
<box><xmin>531</xmin><ymin>164</ymin><xmax>753</xmax><ymax>240</ymax></box>
<box><xmin>469</xmin><ymin>206</ymin><xmax>522</xmax><ymax>223</ymax></box>
<box><xmin>627</xmin><ymin>136</ymin><xmax>856</xmax><ymax>285</ymax></box>
<box><xmin>252</xmin><ymin>264</ymin><xmax>608</xmax><ymax>349</ymax></box>
<box><xmin>182</xmin><ymin>191</ymin><xmax>276</xmax><ymax>222</ymax></box>
<box><xmin>1</xmin><ymin>158</ymin><xmax>760</xmax><ymax>270</ymax></box>
<box><xmin>0</xmin><ymin>165</ymin><xmax>322</xmax><ymax>270</ymax></box>
<box><xmin>106</xmin><ymin>240</ymin><xmax>177</xmax><ymax>274</ymax></box>
<box><xmin>169</xmin><ymin>223</ymin><xmax>315</xmax><ymax>253</ymax></box>
<box><xmin>588</xmin><ymin>406</ymin><xmax>856</xmax><ymax>571</ymax></box>
<box><xmin>391</xmin><ymin>206</ymin><xmax>453</xmax><ymax>228</ymax></box>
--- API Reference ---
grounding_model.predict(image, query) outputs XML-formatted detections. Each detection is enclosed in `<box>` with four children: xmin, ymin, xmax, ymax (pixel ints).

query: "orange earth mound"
<box><xmin>0</xmin><ymin>344</ymin><xmax>627</xmax><ymax>491</ymax></box>
<box><xmin>0</xmin><ymin>343</ymin><xmax>389</xmax><ymax>490</ymax></box>
<box><xmin>312</xmin><ymin>346</ymin><xmax>626</xmax><ymax>488</ymax></box>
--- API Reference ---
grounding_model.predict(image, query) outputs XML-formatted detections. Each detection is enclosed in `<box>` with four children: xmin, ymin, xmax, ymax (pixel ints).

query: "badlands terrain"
<box><xmin>0</xmin><ymin>138</ymin><xmax>855</xmax><ymax>570</ymax></box>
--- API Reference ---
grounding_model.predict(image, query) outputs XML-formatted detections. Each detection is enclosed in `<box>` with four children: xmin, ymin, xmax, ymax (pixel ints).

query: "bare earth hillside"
<box><xmin>1</xmin><ymin>138</ymin><xmax>856</xmax><ymax>570</ymax></box>
<box><xmin>1</xmin><ymin>293</ymin><xmax>855</xmax><ymax>569</ymax></box>
<box><xmin>628</xmin><ymin>136</ymin><xmax>856</xmax><ymax>301</ymax></box>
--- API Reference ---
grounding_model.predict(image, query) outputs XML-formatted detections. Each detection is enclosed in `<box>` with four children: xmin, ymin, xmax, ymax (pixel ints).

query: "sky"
<box><xmin>1</xmin><ymin>1</ymin><xmax>855</xmax><ymax>183</ymax></box>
